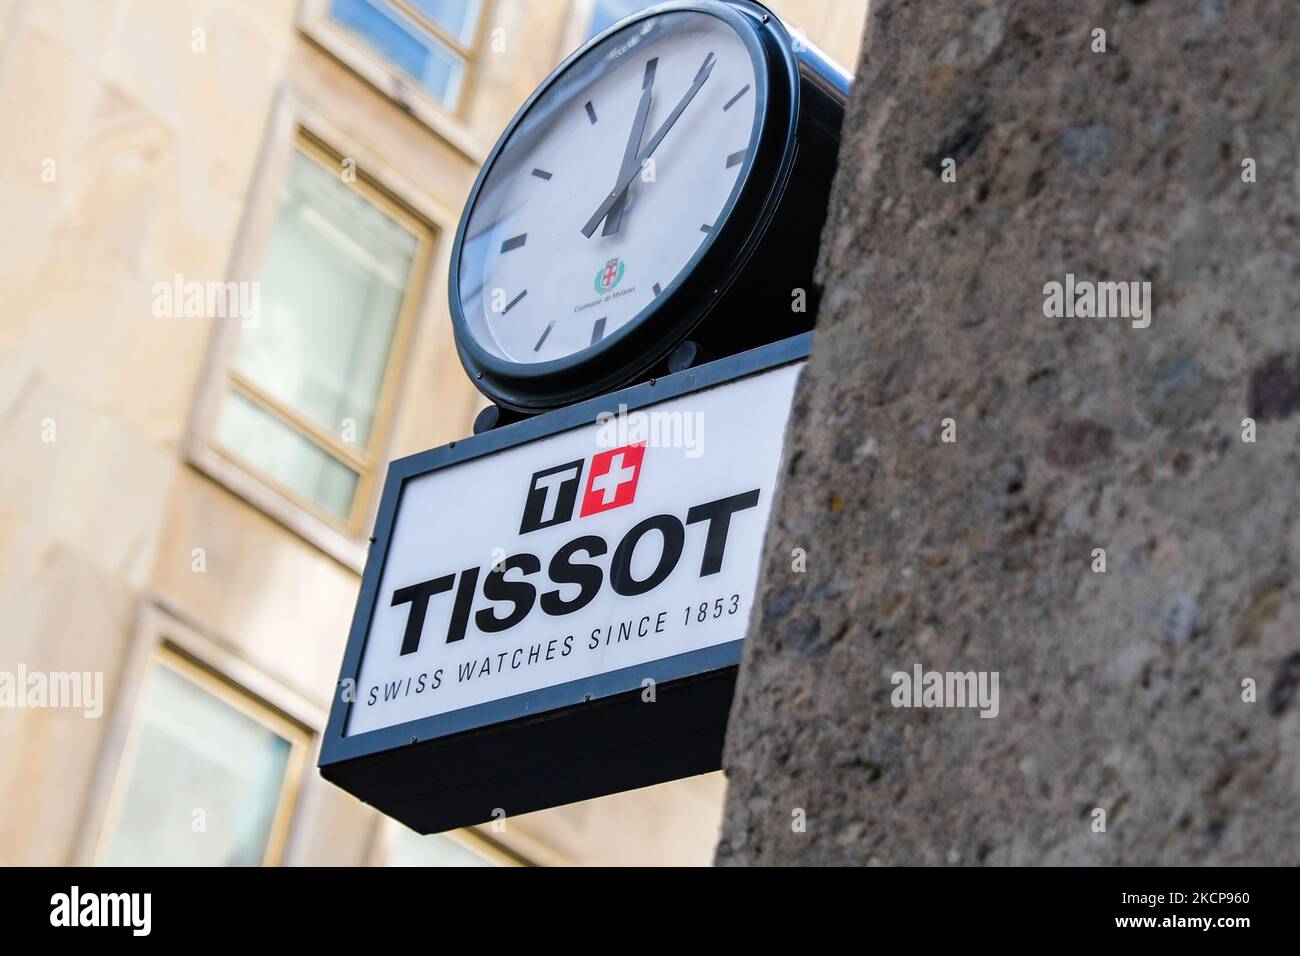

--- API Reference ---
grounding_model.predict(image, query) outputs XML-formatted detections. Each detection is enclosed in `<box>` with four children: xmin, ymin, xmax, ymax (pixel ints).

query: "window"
<box><xmin>204</xmin><ymin>133</ymin><xmax>432</xmax><ymax>537</ymax></box>
<box><xmin>323</xmin><ymin>0</ymin><xmax>484</xmax><ymax>112</ymax></box>
<box><xmin>97</xmin><ymin>648</ymin><xmax>311</xmax><ymax>866</ymax></box>
<box><xmin>585</xmin><ymin>0</ymin><xmax>648</xmax><ymax>38</ymax></box>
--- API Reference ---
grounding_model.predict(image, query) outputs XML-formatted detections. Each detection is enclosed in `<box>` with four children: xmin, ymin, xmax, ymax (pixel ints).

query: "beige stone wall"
<box><xmin>0</xmin><ymin>0</ymin><xmax>863</xmax><ymax>867</ymax></box>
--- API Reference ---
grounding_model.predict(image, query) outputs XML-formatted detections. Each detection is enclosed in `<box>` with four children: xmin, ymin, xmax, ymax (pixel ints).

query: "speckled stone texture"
<box><xmin>717</xmin><ymin>0</ymin><xmax>1300</xmax><ymax>865</ymax></box>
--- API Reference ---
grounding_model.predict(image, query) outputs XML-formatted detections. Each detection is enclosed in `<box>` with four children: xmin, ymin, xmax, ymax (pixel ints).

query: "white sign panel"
<box><xmin>346</xmin><ymin>361</ymin><xmax>803</xmax><ymax>737</ymax></box>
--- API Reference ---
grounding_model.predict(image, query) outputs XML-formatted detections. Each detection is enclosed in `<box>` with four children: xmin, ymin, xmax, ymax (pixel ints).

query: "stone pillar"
<box><xmin>717</xmin><ymin>0</ymin><xmax>1300</xmax><ymax>865</ymax></box>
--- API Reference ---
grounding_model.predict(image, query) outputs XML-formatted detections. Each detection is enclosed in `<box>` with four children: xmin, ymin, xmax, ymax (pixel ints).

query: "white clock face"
<box><xmin>457</xmin><ymin>10</ymin><xmax>759</xmax><ymax>365</ymax></box>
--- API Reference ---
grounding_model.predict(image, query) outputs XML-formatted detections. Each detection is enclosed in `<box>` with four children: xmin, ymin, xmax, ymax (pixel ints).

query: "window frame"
<box><xmin>296</xmin><ymin>0</ymin><xmax>492</xmax><ymax>160</ymax></box>
<box><xmin>187</xmin><ymin>93</ymin><xmax>444</xmax><ymax>570</ymax></box>
<box><xmin>81</xmin><ymin>603</ymin><xmax>318</xmax><ymax>867</ymax></box>
<box><xmin>212</xmin><ymin>133</ymin><xmax>431</xmax><ymax>536</ymax></box>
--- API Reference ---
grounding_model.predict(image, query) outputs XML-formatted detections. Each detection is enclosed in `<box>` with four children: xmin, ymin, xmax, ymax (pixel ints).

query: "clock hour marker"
<box><xmin>652</xmin><ymin>282</ymin><xmax>662</xmax><ymax>297</ymax></box>
<box><xmin>500</xmin><ymin>233</ymin><xmax>527</xmax><ymax>253</ymax></box>
<box><xmin>533</xmin><ymin>321</ymin><xmax>555</xmax><ymax>352</ymax></box>
<box><xmin>590</xmin><ymin>317</ymin><xmax>607</xmax><ymax>345</ymax></box>
<box><xmin>700</xmin><ymin>223</ymin><xmax>712</xmax><ymax>233</ymax></box>
<box><xmin>585</xmin><ymin>101</ymin><xmax>598</xmax><ymax>124</ymax></box>
<box><xmin>503</xmin><ymin>290</ymin><xmax>527</xmax><ymax>314</ymax></box>
<box><xmin>530</xmin><ymin>168</ymin><xmax>553</xmax><ymax>180</ymax></box>
<box><xmin>726</xmin><ymin>149</ymin><xmax>745</xmax><ymax>168</ymax></box>
<box><xmin>723</xmin><ymin>84</ymin><xmax>749</xmax><ymax>111</ymax></box>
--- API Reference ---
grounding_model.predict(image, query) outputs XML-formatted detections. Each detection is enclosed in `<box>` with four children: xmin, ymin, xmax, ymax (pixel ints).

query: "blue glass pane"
<box><xmin>407</xmin><ymin>0</ymin><xmax>481</xmax><ymax>44</ymax></box>
<box><xmin>331</xmin><ymin>0</ymin><xmax>466</xmax><ymax>107</ymax></box>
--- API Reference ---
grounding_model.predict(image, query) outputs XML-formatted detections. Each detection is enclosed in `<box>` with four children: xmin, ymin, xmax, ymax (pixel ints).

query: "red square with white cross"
<box><xmin>579</xmin><ymin>443</ymin><xmax>646</xmax><ymax>518</ymax></box>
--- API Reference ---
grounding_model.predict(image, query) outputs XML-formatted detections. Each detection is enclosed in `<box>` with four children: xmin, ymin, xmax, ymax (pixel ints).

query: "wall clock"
<box><xmin>448</xmin><ymin>0</ymin><xmax>849</xmax><ymax>414</ymax></box>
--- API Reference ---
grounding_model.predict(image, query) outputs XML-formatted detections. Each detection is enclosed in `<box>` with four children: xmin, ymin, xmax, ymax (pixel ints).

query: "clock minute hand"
<box><xmin>581</xmin><ymin>51</ymin><xmax>717</xmax><ymax>239</ymax></box>
<box><xmin>602</xmin><ymin>61</ymin><xmax>656</xmax><ymax>237</ymax></box>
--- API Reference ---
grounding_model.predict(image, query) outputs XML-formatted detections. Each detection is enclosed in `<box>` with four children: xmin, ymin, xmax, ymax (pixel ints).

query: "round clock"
<box><xmin>449</xmin><ymin>0</ymin><xmax>849</xmax><ymax>414</ymax></box>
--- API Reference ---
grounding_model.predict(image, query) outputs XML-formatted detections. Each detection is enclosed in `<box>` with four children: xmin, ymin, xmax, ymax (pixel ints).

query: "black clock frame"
<box><xmin>448</xmin><ymin>0</ymin><xmax>848</xmax><ymax>412</ymax></box>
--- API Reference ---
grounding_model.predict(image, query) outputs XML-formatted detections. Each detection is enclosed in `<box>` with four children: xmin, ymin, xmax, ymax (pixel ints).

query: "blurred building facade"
<box><xmin>0</xmin><ymin>0</ymin><xmax>863</xmax><ymax>866</ymax></box>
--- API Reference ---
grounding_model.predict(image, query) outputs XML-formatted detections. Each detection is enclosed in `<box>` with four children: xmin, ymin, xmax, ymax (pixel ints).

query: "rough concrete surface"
<box><xmin>718</xmin><ymin>0</ymin><xmax>1300</xmax><ymax>864</ymax></box>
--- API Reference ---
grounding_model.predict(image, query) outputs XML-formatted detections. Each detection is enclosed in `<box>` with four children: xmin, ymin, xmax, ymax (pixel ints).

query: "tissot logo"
<box><xmin>520</xmin><ymin>444</ymin><xmax>644</xmax><ymax>534</ymax></box>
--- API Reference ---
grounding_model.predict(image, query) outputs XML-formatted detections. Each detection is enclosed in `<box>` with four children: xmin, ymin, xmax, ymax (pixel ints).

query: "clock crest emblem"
<box><xmin>595</xmin><ymin>257</ymin><xmax>625</xmax><ymax>294</ymax></box>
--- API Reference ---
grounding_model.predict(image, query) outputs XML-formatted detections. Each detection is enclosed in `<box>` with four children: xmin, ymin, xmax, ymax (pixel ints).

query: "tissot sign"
<box><xmin>320</xmin><ymin>337</ymin><xmax>808</xmax><ymax>832</ymax></box>
<box><xmin>347</xmin><ymin>354</ymin><xmax>800</xmax><ymax>738</ymax></box>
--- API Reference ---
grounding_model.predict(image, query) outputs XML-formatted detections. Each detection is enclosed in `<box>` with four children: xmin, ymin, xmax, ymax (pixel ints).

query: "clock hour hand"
<box><xmin>582</xmin><ymin>51</ymin><xmax>717</xmax><ymax>239</ymax></box>
<box><xmin>602</xmin><ymin>59</ymin><xmax>656</xmax><ymax>237</ymax></box>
